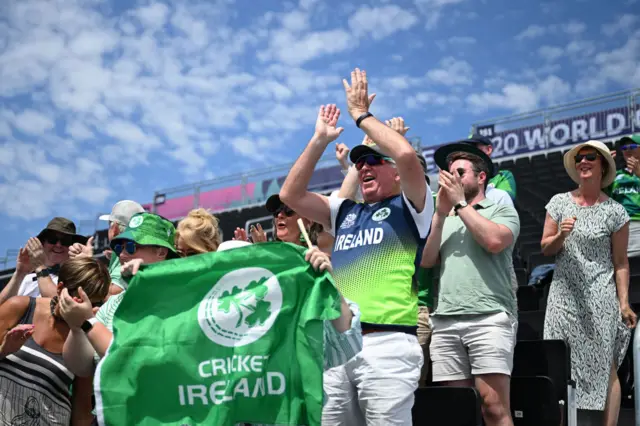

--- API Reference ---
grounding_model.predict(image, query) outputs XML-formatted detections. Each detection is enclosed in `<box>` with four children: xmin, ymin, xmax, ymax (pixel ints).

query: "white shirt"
<box><xmin>17</xmin><ymin>272</ymin><xmax>59</xmax><ymax>298</ymax></box>
<box><xmin>486</xmin><ymin>186</ymin><xmax>514</xmax><ymax>207</ymax></box>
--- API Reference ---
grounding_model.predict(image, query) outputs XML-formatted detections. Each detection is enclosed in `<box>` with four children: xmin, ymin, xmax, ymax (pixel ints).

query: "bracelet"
<box><xmin>355</xmin><ymin>112</ymin><xmax>373</xmax><ymax>128</ymax></box>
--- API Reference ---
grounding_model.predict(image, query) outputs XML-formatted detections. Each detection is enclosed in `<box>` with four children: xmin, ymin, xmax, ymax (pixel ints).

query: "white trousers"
<box><xmin>322</xmin><ymin>331</ymin><xmax>423</xmax><ymax>426</ymax></box>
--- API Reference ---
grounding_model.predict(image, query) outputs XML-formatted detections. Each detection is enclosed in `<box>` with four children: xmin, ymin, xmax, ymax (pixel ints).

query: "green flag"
<box><xmin>95</xmin><ymin>242</ymin><xmax>341</xmax><ymax>426</ymax></box>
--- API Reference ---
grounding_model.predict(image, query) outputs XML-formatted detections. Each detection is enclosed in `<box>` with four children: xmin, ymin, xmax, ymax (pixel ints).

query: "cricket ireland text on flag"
<box><xmin>95</xmin><ymin>243</ymin><xmax>341</xmax><ymax>426</ymax></box>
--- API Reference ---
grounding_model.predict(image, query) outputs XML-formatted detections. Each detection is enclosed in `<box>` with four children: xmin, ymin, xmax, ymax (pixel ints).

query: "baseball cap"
<box><xmin>616</xmin><ymin>134</ymin><xmax>640</xmax><ymax>147</ymax></box>
<box><xmin>465</xmin><ymin>133</ymin><xmax>493</xmax><ymax>147</ymax></box>
<box><xmin>265</xmin><ymin>194</ymin><xmax>285</xmax><ymax>213</ymax></box>
<box><xmin>349</xmin><ymin>142</ymin><xmax>396</xmax><ymax>165</ymax></box>
<box><xmin>99</xmin><ymin>200</ymin><xmax>145</xmax><ymax>226</ymax></box>
<box><xmin>111</xmin><ymin>212</ymin><xmax>178</xmax><ymax>258</ymax></box>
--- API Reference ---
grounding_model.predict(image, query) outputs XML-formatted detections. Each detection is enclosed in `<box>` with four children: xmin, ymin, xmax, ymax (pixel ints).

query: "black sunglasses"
<box><xmin>574</xmin><ymin>153</ymin><xmax>600</xmax><ymax>163</ymax></box>
<box><xmin>113</xmin><ymin>241</ymin><xmax>139</xmax><ymax>256</ymax></box>
<box><xmin>355</xmin><ymin>154</ymin><xmax>393</xmax><ymax>171</ymax></box>
<box><xmin>44</xmin><ymin>233</ymin><xmax>74</xmax><ymax>247</ymax></box>
<box><xmin>273</xmin><ymin>205</ymin><xmax>295</xmax><ymax>218</ymax></box>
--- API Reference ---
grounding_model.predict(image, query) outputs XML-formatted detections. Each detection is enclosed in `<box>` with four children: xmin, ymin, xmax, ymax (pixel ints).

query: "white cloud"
<box><xmin>564</xmin><ymin>20</ymin><xmax>586</xmax><ymax>35</ymax></box>
<box><xmin>263</xmin><ymin>28</ymin><xmax>353</xmax><ymax>65</ymax></box>
<box><xmin>427</xmin><ymin>116</ymin><xmax>453</xmax><ymax>125</ymax></box>
<box><xmin>66</xmin><ymin>121</ymin><xmax>95</xmax><ymax>140</ymax></box>
<box><xmin>537</xmin><ymin>75</ymin><xmax>571</xmax><ymax>105</ymax></box>
<box><xmin>406</xmin><ymin>92</ymin><xmax>461</xmax><ymax>109</ymax></box>
<box><xmin>602</xmin><ymin>14</ymin><xmax>639</xmax><ymax>36</ymax></box>
<box><xmin>134</xmin><ymin>2</ymin><xmax>170</xmax><ymax>30</ymax></box>
<box><xmin>12</xmin><ymin>109</ymin><xmax>55</xmax><ymax>135</ymax></box>
<box><xmin>467</xmin><ymin>84</ymin><xmax>539</xmax><ymax>114</ymax></box>
<box><xmin>348</xmin><ymin>5</ymin><xmax>418</xmax><ymax>40</ymax></box>
<box><xmin>516</xmin><ymin>24</ymin><xmax>547</xmax><ymax>40</ymax></box>
<box><xmin>414</xmin><ymin>0</ymin><xmax>468</xmax><ymax>30</ymax></box>
<box><xmin>427</xmin><ymin>57</ymin><xmax>473</xmax><ymax>86</ymax></box>
<box><xmin>538</xmin><ymin>45</ymin><xmax>564</xmax><ymax>62</ymax></box>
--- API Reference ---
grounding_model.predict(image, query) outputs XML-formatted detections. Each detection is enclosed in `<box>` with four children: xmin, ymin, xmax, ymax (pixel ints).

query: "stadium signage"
<box><xmin>422</xmin><ymin>104</ymin><xmax>640</xmax><ymax>172</ymax></box>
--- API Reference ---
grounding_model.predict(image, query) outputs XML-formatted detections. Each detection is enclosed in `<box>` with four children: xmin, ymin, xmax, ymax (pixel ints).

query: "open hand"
<box><xmin>0</xmin><ymin>324</ymin><xmax>34</xmax><ymax>356</ymax></box>
<box><xmin>250</xmin><ymin>224</ymin><xmax>267</xmax><ymax>243</ymax></box>
<box><xmin>59</xmin><ymin>288</ymin><xmax>94</xmax><ymax>329</ymax></box>
<box><xmin>233</xmin><ymin>227</ymin><xmax>249</xmax><ymax>242</ymax></box>
<box><xmin>305</xmin><ymin>246</ymin><xmax>333</xmax><ymax>273</ymax></box>
<box><xmin>25</xmin><ymin>237</ymin><xmax>46</xmax><ymax>269</ymax></box>
<box><xmin>15</xmin><ymin>247</ymin><xmax>32</xmax><ymax>275</ymax></box>
<box><xmin>438</xmin><ymin>170</ymin><xmax>465</xmax><ymax>207</ymax></box>
<box><xmin>435</xmin><ymin>188</ymin><xmax>453</xmax><ymax>217</ymax></box>
<box><xmin>385</xmin><ymin>117</ymin><xmax>410</xmax><ymax>136</ymax></box>
<box><xmin>342</xmin><ymin>68</ymin><xmax>376</xmax><ymax>121</ymax></box>
<box><xmin>315</xmin><ymin>104</ymin><xmax>344</xmax><ymax>144</ymax></box>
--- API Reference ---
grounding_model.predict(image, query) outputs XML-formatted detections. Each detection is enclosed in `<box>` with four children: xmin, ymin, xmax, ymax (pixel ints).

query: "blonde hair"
<box><xmin>176</xmin><ymin>208</ymin><xmax>221</xmax><ymax>254</ymax></box>
<box><xmin>58</xmin><ymin>257</ymin><xmax>111</xmax><ymax>302</ymax></box>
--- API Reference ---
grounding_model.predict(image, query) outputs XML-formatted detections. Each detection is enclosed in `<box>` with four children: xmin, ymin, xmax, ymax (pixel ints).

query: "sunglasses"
<box><xmin>43</xmin><ymin>233</ymin><xmax>74</xmax><ymax>247</ymax></box>
<box><xmin>273</xmin><ymin>205</ymin><xmax>295</xmax><ymax>218</ymax></box>
<box><xmin>355</xmin><ymin>154</ymin><xmax>393</xmax><ymax>171</ymax></box>
<box><xmin>113</xmin><ymin>241</ymin><xmax>139</xmax><ymax>256</ymax></box>
<box><xmin>620</xmin><ymin>144</ymin><xmax>638</xmax><ymax>151</ymax></box>
<box><xmin>574</xmin><ymin>153</ymin><xmax>600</xmax><ymax>163</ymax></box>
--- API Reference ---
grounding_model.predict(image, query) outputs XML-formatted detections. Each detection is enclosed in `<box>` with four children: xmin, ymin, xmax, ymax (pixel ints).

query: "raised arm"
<box><xmin>342</xmin><ymin>69</ymin><xmax>427</xmax><ymax>212</ymax></box>
<box><xmin>280</xmin><ymin>104</ymin><xmax>344</xmax><ymax>228</ymax></box>
<box><xmin>0</xmin><ymin>248</ymin><xmax>31</xmax><ymax>305</ymax></box>
<box><xmin>26</xmin><ymin>238</ymin><xmax>57</xmax><ymax>298</ymax></box>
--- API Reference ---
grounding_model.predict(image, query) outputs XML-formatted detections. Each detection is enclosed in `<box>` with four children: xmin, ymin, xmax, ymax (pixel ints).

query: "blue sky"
<box><xmin>0</xmin><ymin>0</ymin><xmax>639</xmax><ymax>263</ymax></box>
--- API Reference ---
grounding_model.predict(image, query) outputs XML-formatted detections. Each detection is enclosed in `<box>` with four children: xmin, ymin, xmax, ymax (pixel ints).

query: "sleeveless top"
<box><xmin>0</xmin><ymin>298</ymin><xmax>74</xmax><ymax>426</ymax></box>
<box><xmin>332</xmin><ymin>194</ymin><xmax>424</xmax><ymax>330</ymax></box>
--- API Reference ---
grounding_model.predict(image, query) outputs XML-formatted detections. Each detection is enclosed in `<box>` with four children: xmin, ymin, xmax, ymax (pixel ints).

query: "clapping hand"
<box><xmin>25</xmin><ymin>238</ymin><xmax>46</xmax><ymax>269</ymax></box>
<box><xmin>15</xmin><ymin>247</ymin><xmax>32</xmax><ymax>275</ymax></box>
<box><xmin>438</xmin><ymin>170</ymin><xmax>465</xmax><ymax>208</ymax></box>
<box><xmin>0</xmin><ymin>324</ymin><xmax>34</xmax><ymax>356</ymax></box>
<box><xmin>314</xmin><ymin>104</ymin><xmax>344</xmax><ymax>144</ymax></box>
<box><xmin>233</xmin><ymin>227</ymin><xmax>250</xmax><ymax>242</ymax></box>
<box><xmin>385</xmin><ymin>117</ymin><xmax>410</xmax><ymax>136</ymax></box>
<box><xmin>342</xmin><ymin>68</ymin><xmax>376</xmax><ymax>121</ymax></box>
<box><xmin>250</xmin><ymin>224</ymin><xmax>267</xmax><ymax>243</ymax></box>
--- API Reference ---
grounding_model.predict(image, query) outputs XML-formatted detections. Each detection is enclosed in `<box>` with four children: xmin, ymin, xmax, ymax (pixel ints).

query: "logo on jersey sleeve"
<box><xmin>340</xmin><ymin>213</ymin><xmax>358</xmax><ymax>229</ymax></box>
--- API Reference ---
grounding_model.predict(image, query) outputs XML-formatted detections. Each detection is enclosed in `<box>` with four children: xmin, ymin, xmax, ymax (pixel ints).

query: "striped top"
<box><xmin>0</xmin><ymin>299</ymin><xmax>75</xmax><ymax>426</ymax></box>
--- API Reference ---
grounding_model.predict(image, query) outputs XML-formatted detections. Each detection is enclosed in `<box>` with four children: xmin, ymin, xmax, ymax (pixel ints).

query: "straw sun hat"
<box><xmin>563</xmin><ymin>140</ymin><xmax>616</xmax><ymax>188</ymax></box>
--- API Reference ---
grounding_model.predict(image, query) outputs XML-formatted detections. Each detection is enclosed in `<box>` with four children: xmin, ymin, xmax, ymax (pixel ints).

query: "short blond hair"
<box><xmin>58</xmin><ymin>257</ymin><xmax>111</xmax><ymax>302</ymax></box>
<box><xmin>176</xmin><ymin>208</ymin><xmax>221</xmax><ymax>254</ymax></box>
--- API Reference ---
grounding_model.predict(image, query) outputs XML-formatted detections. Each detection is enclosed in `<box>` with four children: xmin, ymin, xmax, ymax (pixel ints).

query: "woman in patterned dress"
<box><xmin>540</xmin><ymin>140</ymin><xmax>638</xmax><ymax>425</ymax></box>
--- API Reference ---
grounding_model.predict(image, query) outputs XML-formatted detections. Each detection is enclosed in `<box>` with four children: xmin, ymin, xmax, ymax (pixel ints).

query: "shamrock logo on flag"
<box><xmin>218</xmin><ymin>277</ymin><xmax>272</xmax><ymax>328</ymax></box>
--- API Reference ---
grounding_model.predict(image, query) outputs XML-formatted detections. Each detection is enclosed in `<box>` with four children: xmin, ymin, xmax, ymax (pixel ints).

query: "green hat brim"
<box><xmin>111</xmin><ymin>230</ymin><xmax>178</xmax><ymax>258</ymax></box>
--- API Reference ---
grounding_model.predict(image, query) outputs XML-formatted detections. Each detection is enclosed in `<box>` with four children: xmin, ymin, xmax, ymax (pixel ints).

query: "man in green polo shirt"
<box><xmin>607</xmin><ymin>134</ymin><xmax>640</xmax><ymax>258</ymax></box>
<box><xmin>422</xmin><ymin>143</ymin><xmax>519</xmax><ymax>426</ymax></box>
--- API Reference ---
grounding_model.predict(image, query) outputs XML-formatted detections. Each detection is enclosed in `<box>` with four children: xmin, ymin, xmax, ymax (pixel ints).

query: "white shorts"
<box><xmin>322</xmin><ymin>331</ymin><xmax>423</xmax><ymax>426</ymax></box>
<box><xmin>430</xmin><ymin>312</ymin><xmax>517</xmax><ymax>382</ymax></box>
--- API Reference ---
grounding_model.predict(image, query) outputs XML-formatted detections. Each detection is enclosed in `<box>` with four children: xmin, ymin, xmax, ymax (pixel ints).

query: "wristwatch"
<box><xmin>81</xmin><ymin>318</ymin><xmax>98</xmax><ymax>334</ymax></box>
<box><xmin>454</xmin><ymin>200</ymin><xmax>469</xmax><ymax>212</ymax></box>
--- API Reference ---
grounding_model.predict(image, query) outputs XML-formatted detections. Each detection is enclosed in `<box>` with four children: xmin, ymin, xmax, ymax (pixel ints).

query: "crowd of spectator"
<box><xmin>0</xmin><ymin>67</ymin><xmax>638</xmax><ymax>426</ymax></box>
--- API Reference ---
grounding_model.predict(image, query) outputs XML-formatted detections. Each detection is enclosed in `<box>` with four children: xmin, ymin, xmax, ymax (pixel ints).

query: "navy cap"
<box><xmin>465</xmin><ymin>133</ymin><xmax>493</xmax><ymax>147</ymax></box>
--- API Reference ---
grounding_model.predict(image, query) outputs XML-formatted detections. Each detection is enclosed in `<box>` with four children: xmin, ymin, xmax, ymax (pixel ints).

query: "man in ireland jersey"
<box><xmin>281</xmin><ymin>68</ymin><xmax>433</xmax><ymax>426</ymax></box>
<box><xmin>608</xmin><ymin>134</ymin><xmax>640</xmax><ymax>257</ymax></box>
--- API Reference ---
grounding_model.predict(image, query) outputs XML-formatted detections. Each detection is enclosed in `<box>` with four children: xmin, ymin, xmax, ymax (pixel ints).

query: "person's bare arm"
<box><xmin>0</xmin><ymin>248</ymin><xmax>32</xmax><ymax>305</ymax></box>
<box><xmin>70</xmin><ymin>375</ymin><xmax>94</xmax><ymax>426</ymax></box>
<box><xmin>63</xmin><ymin>328</ymin><xmax>97</xmax><ymax>377</ymax></box>
<box><xmin>540</xmin><ymin>213</ymin><xmax>575</xmax><ymax>256</ymax></box>
<box><xmin>280</xmin><ymin>105</ymin><xmax>344</xmax><ymax>229</ymax></box>
<box><xmin>25</xmin><ymin>238</ymin><xmax>57</xmax><ymax>297</ymax></box>
<box><xmin>0</xmin><ymin>297</ymin><xmax>33</xmax><ymax>359</ymax></box>
<box><xmin>422</xmin><ymin>212</ymin><xmax>445</xmax><ymax>268</ymax></box>
<box><xmin>612</xmin><ymin>223</ymin><xmax>637</xmax><ymax>328</ymax></box>
<box><xmin>343</xmin><ymin>69</ymin><xmax>426</xmax><ymax>212</ymax></box>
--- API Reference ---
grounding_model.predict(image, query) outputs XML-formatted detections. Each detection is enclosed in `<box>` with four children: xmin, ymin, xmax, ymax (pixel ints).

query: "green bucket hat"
<box><xmin>110</xmin><ymin>212</ymin><xmax>178</xmax><ymax>258</ymax></box>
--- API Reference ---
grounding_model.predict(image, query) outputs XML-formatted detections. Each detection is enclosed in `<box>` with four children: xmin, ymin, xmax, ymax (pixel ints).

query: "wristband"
<box><xmin>81</xmin><ymin>317</ymin><xmax>98</xmax><ymax>333</ymax></box>
<box><xmin>355</xmin><ymin>112</ymin><xmax>373</xmax><ymax>128</ymax></box>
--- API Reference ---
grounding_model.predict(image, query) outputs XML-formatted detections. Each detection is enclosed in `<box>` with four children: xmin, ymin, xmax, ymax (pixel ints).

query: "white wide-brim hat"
<box><xmin>563</xmin><ymin>140</ymin><xmax>616</xmax><ymax>188</ymax></box>
<box><xmin>217</xmin><ymin>240</ymin><xmax>252</xmax><ymax>252</ymax></box>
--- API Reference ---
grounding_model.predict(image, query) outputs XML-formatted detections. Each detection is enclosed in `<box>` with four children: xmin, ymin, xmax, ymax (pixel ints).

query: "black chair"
<box><xmin>512</xmin><ymin>340</ymin><xmax>576</xmax><ymax>426</ymax></box>
<box><xmin>516</xmin><ymin>310</ymin><xmax>545</xmax><ymax>340</ymax></box>
<box><xmin>412</xmin><ymin>386</ymin><xmax>482</xmax><ymax>426</ymax></box>
<box><xmin>511</xmin><ymin>376</ymin><xmax>560</xmax><ymax>425</ymax></box>
<box><xmin>516</xmin><ymin>286</ymin><xmax>539</xmax><ymax>311</ymax></box>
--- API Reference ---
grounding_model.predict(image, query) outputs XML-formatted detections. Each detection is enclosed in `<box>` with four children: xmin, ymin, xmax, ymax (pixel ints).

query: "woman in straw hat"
<box><xmin>540</xmin><ymin>140</ymin><xmax>637</xmax><ymax>425</ymax></box>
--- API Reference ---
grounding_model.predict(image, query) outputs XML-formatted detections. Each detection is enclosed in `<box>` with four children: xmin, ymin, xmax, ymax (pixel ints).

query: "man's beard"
<box><xmin>463</xmin><ymin>183</ymin><xmax>480</xmax><ymax>201</ymax></box>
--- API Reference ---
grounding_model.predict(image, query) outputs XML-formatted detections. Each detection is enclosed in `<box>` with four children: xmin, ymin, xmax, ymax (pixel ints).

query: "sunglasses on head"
<box><xmin>44</xmin><ymin>233</ymin><xmax>74</xmax><ymax>247</ymax></box>
<box><xmin>620</xmin><ymin>144</ymin><xmax>638</xmax><ymax>151</ymax></box>
<box><xmin>574</xmin><ymin>153</ymin><xmax>600</xmax><ymax>163</ymax></box>
<box><xmin>113</xmin><ymin>241</ymin><xmax>139</xmax><ymax>256</ymax></box>
<box><xmin>355</xmin><ymin>154</ymin><xmax>393</xmax><ymax>171</ymax></box>
<box><xmin>273</xmin><ymin>205</ymin><xmax>295</xmax><ymax>218</ymax></box>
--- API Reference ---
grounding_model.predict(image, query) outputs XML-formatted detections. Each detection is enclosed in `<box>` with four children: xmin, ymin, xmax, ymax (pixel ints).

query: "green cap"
<box><xmin>617</xmin><ymin>134</ymin><xmax>640</xmax><ymax>146</ymax></box>
<box><xmin>110</xmin><ymin>212</ymin><xmax>178</xmax><ymax>258</ymax></box>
